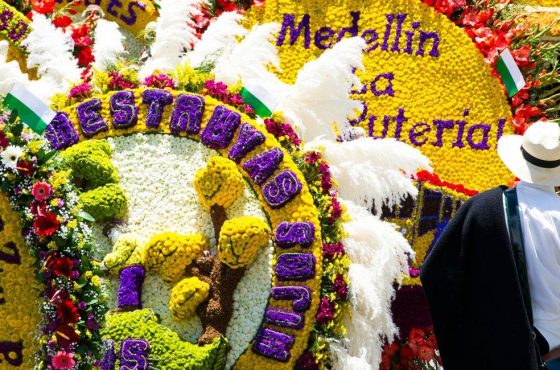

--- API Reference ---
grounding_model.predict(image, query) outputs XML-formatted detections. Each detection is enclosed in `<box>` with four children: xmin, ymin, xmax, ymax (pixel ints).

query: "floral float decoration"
<box><xmin>0</xmin><ymin>2</ymin><xmax>430</xmax><ymax>370</ymax></box>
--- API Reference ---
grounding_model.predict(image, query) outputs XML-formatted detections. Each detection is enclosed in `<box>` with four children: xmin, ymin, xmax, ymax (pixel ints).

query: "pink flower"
<box><xmin>32</xmin><ymin>182</ymin><xmax>53</xmax><ymax>201</ymax></box>
<box><xmin>51</xmin><ymin>351</ymin><xmax>75</xmax><ymax>370</ymax></box>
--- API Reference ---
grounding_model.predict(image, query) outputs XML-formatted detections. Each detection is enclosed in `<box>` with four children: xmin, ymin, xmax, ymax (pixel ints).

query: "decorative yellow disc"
<box><xmin>0</xmin><ymin>192</ymin><xmax>41</xmax><ymax>368</ymax></box>
<box><xmin>247</xmin><ymin>0</ymin><xmax>515</xmax><ymax>191</ymax></box>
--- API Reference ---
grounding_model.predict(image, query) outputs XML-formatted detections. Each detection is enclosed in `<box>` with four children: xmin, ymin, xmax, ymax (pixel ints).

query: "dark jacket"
<box><xmin>420</xmin><ymin>186</ymin><xmax>540</xmax><ymax>370</ymax></box>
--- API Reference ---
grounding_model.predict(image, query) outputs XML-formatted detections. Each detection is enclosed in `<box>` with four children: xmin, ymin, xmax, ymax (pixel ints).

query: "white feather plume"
<box><xmin>316</xmin><ymin>137</ymin><xmax>431</xmax><ymax>213</ymax></box>
<box><xmin>331</xmin><ymin>200</ymin><xmax>414</xmax><ymax>369</ymax></box>
<box><xmin>21</xmin><ymin>12</ymin><xmax>82</xmax><ymax>91</ymax></box>
<box><xmin>213</xmin><ymin>22</ymin><xmax>281</xmax><ymax>86</ymax></box>
<box><xmin>186</xmin><ymin>12</ymin><xmax>248</xmax><ymax>68</ymax></box>
<box><xmin>275</xmin><ymin>37</ymin><xmax>366</xmax><ymax>143</ymax></box>
<box><xmin>92</xmin><ymin>19</ymin><xmax>126</xmax><ymax>71</ymax></box>
<box><xmin>140</xmin><ymin>0</ymin><xmax>205</xmax><ymax>79</ymax></box>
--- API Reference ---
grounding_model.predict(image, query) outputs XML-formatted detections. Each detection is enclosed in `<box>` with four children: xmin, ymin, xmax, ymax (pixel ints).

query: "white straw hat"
<box><xmin>498</xmin><ymin>121</ymin><xmax>560</xmax><ymax>186</ymax></box>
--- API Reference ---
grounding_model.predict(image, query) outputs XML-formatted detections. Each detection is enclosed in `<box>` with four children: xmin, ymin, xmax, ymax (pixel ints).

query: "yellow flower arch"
<box><xmin>246</xmin><ymin>0</ymin><xmax>516</xmax><ymax>192</ymax></box>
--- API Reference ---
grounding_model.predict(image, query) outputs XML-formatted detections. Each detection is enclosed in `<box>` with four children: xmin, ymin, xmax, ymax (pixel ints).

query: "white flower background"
<box><xmin>90</xmin><ymin>133</ymin><xmax>273</xmax><ymax>367</ymax></box>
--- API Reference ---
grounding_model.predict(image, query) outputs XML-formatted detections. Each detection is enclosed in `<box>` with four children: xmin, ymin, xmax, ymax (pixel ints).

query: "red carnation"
<box><xmin>77</xmin><ymin>47</ymin><xmax>95</xmax><ymax>67</ymax></box>
<box><xmin>47</xmin><ymin>256</ymin><xmax>75</xmax><ymax>278</ymax></box>
<box><xmin>33</xmin><ymin>211</ymin><xmax>60</xmax><ymax>237</ymax></box>
<box><xmin>53</xmin><ymin>15</ymin><xmax>72</xmax><ymax>28</ymax></box>
<box><xmin>57</xmin><ymin>299</ymin><xmax>80</xmax><ymax>324</ymax></box>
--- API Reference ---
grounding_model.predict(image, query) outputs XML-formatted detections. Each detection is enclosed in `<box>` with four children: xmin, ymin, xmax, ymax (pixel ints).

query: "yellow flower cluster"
<box><xmin>194</xmin><ymin>156</ymin><xmax>245</xmax><ymax>211</ymax></box>
<box><xmin>218</xmin><ymin>216</ymin><xmax>271</xmax><ymax>269</ymax></box>
<box><xmin>0</xmin><ymin>2</ymin><xmax>30</xmax><ymax>51</ymax></box>
<box><xmin>247</xmin><ymin>0</ymin><xmax>514</xmax><ymax>193</ymax></box>
<box><xmin>55</xmin><ymin>0</ymin><xmax>158</xmax><ymax>36</ymax></box>
<box><xmin>168</xmin><ymin>277</ymin><xmax>210</xmax><ymax>320</ymax></box>
<box><xmin>171</xmin><ymin>63</ymin><xmax>215</xmax><ymax>92</ymax></box>
<box><xmin>144</xmin><ymin>232</ymin><xmax>208</xmax><ymax>284</ymax></box>
<box><xmin>103</xmin><ymin>234</ymin><xmax>143</xmax><ymax>274</ymax></box>
<box><xmin>0</xmin><ymin>192</ymin><xmax>41</xmax><ymax>368</ymax></box>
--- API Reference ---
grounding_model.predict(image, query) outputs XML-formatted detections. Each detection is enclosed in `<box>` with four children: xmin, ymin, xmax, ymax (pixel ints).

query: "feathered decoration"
<box><xmin>185</xmin><ymin>12</ymin><xmax>248</xmax><ymax>68</ymax></box>
<box><xmin>274</xmin><ymin>37</ymin><xmax>366</xmax><ymax>143</ymax></box>
<box><xmin>331</xmin><ymin>200</ymin><xmax>414</xmax><ymax>369</ymax></box>
<box><xmin>213</xmin><ymin>23</ymin><xmax>281</xmax><ymax>86</ymax></box>
<box><xmin>317</xmin><ymin>137</ymin><xmax>431</xmax><ymax>213</ymax></box>
<box><xmin>21</xmin><ymin>12</ymin><xmax>82</xmax><ymax>91</ymax></box>
<box><xmin>0</xmin><ymin>41</ymin><xmax>57</xmax><ymax>101</ymax></box>
<box><xmin>140</xmin><ymin>0</ymin><xmax>205</xmax><ymax>79</ymax></box>
<box><xmin>92</xmin><ymin>19</ymin><xmax>126</xmax><ymax>71</ymax></box>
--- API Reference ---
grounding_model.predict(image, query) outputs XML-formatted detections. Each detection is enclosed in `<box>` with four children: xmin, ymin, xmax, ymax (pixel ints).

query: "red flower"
<box><xmin>77</xmin><ymin>47</ymin><xmax>95</xmax><ymax>67</ymax></box>
<box><xmin>56</xmin><ymin>299</ymin><xmax>80</xmax><ymax>324</ymax></box>
<box><xmin>217</xmin><ymin>0</ymin><xmax>237</xmax><ymax>11</ymax></box>
<box><xmin>418</xmin><ymin>345</ymin><xmax>436</xmax><ymax>362</ymax></box>
<box><xmin>0</xmin><ymin>130</ymin><xmax>8</xmax><ymax>148</ymax></box>
<box><xmin>53</xmin><ymin>15</ymin><xmax>72</xmax><ymax>28</ymax></box>
<box><xmin>47</xmin><ymin>255</ymin><xmax>75</xmax><ymax>278</ymax></box>
<box><xmin>31</xmin><ymin>0</ymin><xmax>55</xmax><ymax>14</ymax></box>
<box><xmin>55</xmin><ymin>324</ymin><xmax>80</xmax><ymax>349</ymax></box>
<box><xmin>71</xmin><ymin>24</ymin><xmax>93</xmax><ymax>48</ymax></box>
<box><xmin>30</xmin><ymin>200</ymin><xmax>47</xmax><ymax>216</ymax></box>
<box><xmin>333</xmin><ymin>274</ymin><xmax>348</xmax><ymax>299</ymax></box>
<box><xmin>51</xmin><ymin>351</ymin><xmax>75</xmax><ymax>370</ymax></box>
<box><xmin>16</xmin><ymin>160</ymin><xmax>34</xmax><ymax>176</ymax></box>
<box><xmin>33</xmin><ymin>211</ymin><xmax>60</xmax><ymax>237</ymax></box>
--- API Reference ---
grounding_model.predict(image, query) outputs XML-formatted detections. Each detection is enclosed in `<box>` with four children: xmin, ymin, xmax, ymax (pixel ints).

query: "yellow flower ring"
<box><xmin>246</xmin><ymin>0</ymin><xmax>515</xmax><ymax>193</ymax></box>
<box><xmin>46</xmin><ymin>88</ymin><xmax>325</xmax><ymax>369</ymax></box>
<box><xmin>0</xmin><ymin>192</ymin><xmax>42</xmax><ymax>368</ymax></box>
<box><xmin>54</xmin><ymin>0</ymin><xmax>158</xmax><ymax>37</ymax></box>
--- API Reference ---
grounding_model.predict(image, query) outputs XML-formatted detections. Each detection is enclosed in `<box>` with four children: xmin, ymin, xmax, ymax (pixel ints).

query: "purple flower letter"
<box><xmin>271</xmin><ymin>285</ymin><xmax>312</xmax><ymax>312</ymax></box>
<box><xmin>45</xmin><ymin>112</ymin><xmax>80</xmax><ymax>150</ymax></box>
<box><xmin>275</xmin><ymin>222</ymin><xmax>315</xmax><ymax>249</ymax></box>
<box><xmin>263</xmin><ymin>170</ymin><xmax>302</xmax><ymax>209</ymax></box>
<box><xmin>110</xmin><ymin>90</ymin><xmax>138</xmax><ymax>129</ymax></box>
<box><xmin>228</xmin><ymin>123</ymin><xmax>265</xmax><ymax>163</ymax></box>
<box><xmin>119</xmin><ymin>338</ymin><xmax>150</xmax><ymax>370</ymax></box>
<box><xmin>118</xmin><ymin>266</ymin><xmax>145</xmax><ymax>309</ymax></box>
<box><xmin>242</xmin><ymin>148</ymin><xmax>283</xmax><ymax>185</ymax></box>
<box><xmin>100</xmin><ymin>339</ymin><xmax>115</xmax><ymax>370</ymax></box>
<box><xmin>274</xmin><ymin>253</ymin><xmax>316</xmax><ymax>281</ymax></box>
<box><xmin>252</xmin><ymin>328</ymin><xmax>294</xmax><ymax>362</ymax></box>
<box><xmin>265</xmin><ymin>307</ymin><xmax>305</xmax><ymax>330</ymax></box>
<box><xmin>0</xmin><ymin>341</ymin><xmax>23</xmax><ymax>366</ymax></box>
<box><xmin>200</xmin><ymin>105</ymin><xmax>241</xmax><ymax>149</ymax></box>
<box><xmin>142</xmin><ymin>89</ymin><xmax>173</xmax><ymax>128</ymax></box>
<box><xmin>77</xmin><ymin>98</ymin><xmax>108</xmax><ymax>138</ymax></box>
<box><xmin>169</xmin><ymin>94</ymin><xmax>205</xmax><ymax>136</ymax></box>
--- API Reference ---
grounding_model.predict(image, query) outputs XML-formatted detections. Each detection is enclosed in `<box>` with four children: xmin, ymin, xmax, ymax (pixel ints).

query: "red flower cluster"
<box><xmin>47</xmin><ymin>255</ymin><xmax>76</xmax><ymax>278</ymax></box>
<box><xmin>70</xmin><ymin>23</ymin><xmax>95</xmax><ymax>67</ymax></box>
<box><xmin>56</xmin><ymin>299</ymin><xmax>80</xmax><ymax>324</ymax></box>
<box><xmin>108</xmin><ymin>72</ymin><xmax>137</xmax><ymax>90</ymax></box>
<box><xmin>31</xmin><ymin>0</ymin><xmax>55</xmax><ymax>15</ymax></box>
<box><xmin>33</xmin><ymin>211</ymin><xmax>60</xmax><ymax>237</ymax></box>
<box><xmin>416</xmin><ymin>170</ymin><xmax>478</xmax><ymax>197</ymax></box>
<box><xmin>263</xmin><ymin>118</ymin><xmax>302</xmax><ymax>146</ymax></box>
<box><xmin>0</xmin><ymin>130</ymin><xmax>8</xmax><ymax>149</ymax></box>
<box><xmin>381</xmin><ymin>326</ymin><xmax>441</xmax><ymax>370</ymax></box>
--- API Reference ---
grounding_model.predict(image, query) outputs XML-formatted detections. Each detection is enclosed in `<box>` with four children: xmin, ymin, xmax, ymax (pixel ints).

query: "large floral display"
<box><xmin>0</xmin><ymin>0</ymin><xmax>557</xmax><ymax>369</ymax></box>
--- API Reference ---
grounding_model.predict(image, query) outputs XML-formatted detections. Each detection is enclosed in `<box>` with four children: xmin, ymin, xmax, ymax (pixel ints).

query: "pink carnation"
<box><xmin>51</xmin><ymin>351</ymin><xmax>75</xmax><ymax>370</ymax></box>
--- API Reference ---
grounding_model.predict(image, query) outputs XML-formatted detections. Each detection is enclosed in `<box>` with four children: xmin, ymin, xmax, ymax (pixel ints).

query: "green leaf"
<box><xmin>78</xmin><ymin>211</ymin><xmax>96</xmax><ymax>222</ymax></box>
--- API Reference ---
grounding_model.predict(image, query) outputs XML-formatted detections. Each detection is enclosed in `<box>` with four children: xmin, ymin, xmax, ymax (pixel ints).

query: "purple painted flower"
<box><xmin>68</xmin><ymin>83</ymin><xmax>92</xmax><ymax>99</ymax></box>
<box><xmin>323</xmin><ymin>242</ymin><xmax>345</xmax><ymax>259</ymax></box>
<box><xmin>143</xmin><ymin>74</ymin><xmax>176</xmax><ymax>89</ymax></box>
<box><xmin>316</xmin><ymin>297</ymin><xmax>335</xmax><ymax>325</ymax></box>
<box><xmin>333</xmin><ymin>274</ymin><xmax>348</xmax><ymax>300</ymax></box>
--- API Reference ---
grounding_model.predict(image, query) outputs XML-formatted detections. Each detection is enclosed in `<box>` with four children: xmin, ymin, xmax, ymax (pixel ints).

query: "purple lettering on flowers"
<box><xmin>270</xmin><ymin>285</ymin><xmax>312</xmax><ymax>312</ymax></box>
<box><xmin>242</xmin><ymin>148</ymin><xmax>283</xmax><ymax>185</ymax></box>
<box><xmin>142</xmin><ymin>89</ymin><xmax>173</xmax><ymax>128</ymax></box>
<box><xmin>0</xmin><ymin>10</ymin><xmax>13</xmax><ymax>32</ymax></box>
<box><xmin>275</xmin><ymin>222</ymin><xmax>315</xmax><ymax>249</ymax></box>
<box><xmin>100</xmin><ymin>339</ymin><xmax>115</xmax><ymax>370</ymax></box>
<box><xmin>201</xmin><ymin>105</ymin><xmax>241</xmax><ymax>149</ymax></box>
<box><xmin>252</xmin><ymin>327</ymin><xmax>294</xmax><ymax>362</ymax></box>
<box><xmin>466</xmin><ymin>123</ymin><xmax>491</xmax><ymax>150</ymax></box>
<box><xmin>110</xmin><ymin>90</ymin><xmax>138</xmax><ymax>129</ymax></box>
<box><xmin>371</xmin><ymin>73</ymin><xmax>394</xmax><ymax>97</ymax></box>
<box><xmin>274</xmin><ymin>252</ymin><xmax>316</xmax><ymax>281</ymax></box>
<box><xmin>8</xmin><ymin>20</ymin><xmax>27</xmax><ymax>42</ymax></box>
<box><xmin>77</xmin><ymin>98</ymin><xmax>108</xmax><ymax>138</ymax></box>
<box><xmin>45</xmin><ymin>112</ymin><xmax>80</xmax><ymax>150</ymax></box>
<box><xmin>120</xmin><ymin>2</ymin><xmax>145</xmax><ymax>25</ymax></box>
<box><xmin>118</xmin><ymin>266</ymin><xmax>145</xmax><ymax>309</ymax></box>
<box><xmin>0</xmin><ymin>341</ymin><xmax>23</xmax><ymax>366</ymax></box>
<box><xmin>408</xmin><ymin>122</ymin><xmax>431</xmax><ymax>146</ymax></box>
<box><xmin>265</xmin><ymin>307</ymin><xmax>305</xmax><ymax>330</ymax></box>
<box><xmin>0</xmin><ymin>242</ymin><xmax>20</xmax><ymax>264</ymax></box>
<box><xmin>277</xmin><ymin>13</ymin><xmax>311</xmax><ymax>48</ymax></box>
<box><xmin>263</xmin><ymin>170</ymin><xmax>302</xmax><ymax>209</ymax></box>
<box><xmin>228</xmin><ymin>123</ymin><xmax>265</xmax><ymax>163</ymax></box>
<box><xmin>169</xmin><ymin>94</ymin><xmax>204</xmax><ymax>136</ymax></box>
<box><xmin>119</xmin><ymin>338</ymin><xmax>150</xmax><ymax>370</ymax></box>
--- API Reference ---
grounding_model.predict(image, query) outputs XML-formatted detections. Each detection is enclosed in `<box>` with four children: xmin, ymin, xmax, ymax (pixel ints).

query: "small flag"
<box><xmin>240</xmin><ymin>82</ymin><xmax>280</xmax><ymax>118</ymax></box>
<box><xmin>496</xmin><ymin>49</ymin><xmax>526</xmax><ymax>97</ymax></box>
<box><xmin>3</xmin><ymin>83</ymin><xmax>56</xmax><ymax>134</ymax></box>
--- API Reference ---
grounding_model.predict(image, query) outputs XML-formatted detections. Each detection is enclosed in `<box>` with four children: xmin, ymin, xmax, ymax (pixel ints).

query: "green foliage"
<box><xmin>61</xmin><ymin>140</ymin><xmax>119</xmax><ymax>189</ymax></box>
<box><xmin>102</xmin><ymin>309</ymin><xmax>229</xmax><ymax>370</ymax></box>
<box><xmin>79</xmin><ymin>184</ymin><xmax>127</xmax><ymax>223</ymax></box>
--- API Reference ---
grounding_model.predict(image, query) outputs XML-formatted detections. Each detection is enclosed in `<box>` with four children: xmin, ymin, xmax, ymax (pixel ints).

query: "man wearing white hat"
<box><xmin>421</xmin><ymin>121</ymin><xmax>560</xmax><ymax>370</ymax></box>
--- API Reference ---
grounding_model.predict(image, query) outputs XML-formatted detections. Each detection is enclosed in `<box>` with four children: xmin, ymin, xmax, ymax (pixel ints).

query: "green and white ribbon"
<box><xmin>496</xmin><ymin>48</ymin><xmax>526</xmax><ymax>97</ymax></box>
<box><xmin>3</xmin><ymin>83</ymin><xmax>56</xmax><ymax>134</ymax></box>
<box><xmin>240</xmin><ymin>82</ymin><xmax>280</xmax><ymax>118</ymax></box>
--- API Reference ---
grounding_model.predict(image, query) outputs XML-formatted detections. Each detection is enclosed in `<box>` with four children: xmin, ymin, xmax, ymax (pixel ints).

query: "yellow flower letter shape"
<box><xmin>194</xmin><ymin>156</ymin><xmax>245</xmax><ymax>211</ymax></box>
<box><xmin>219</xmin><ymin>216</ymin><xmax>271</xmax><ymax>269</ymax></box>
